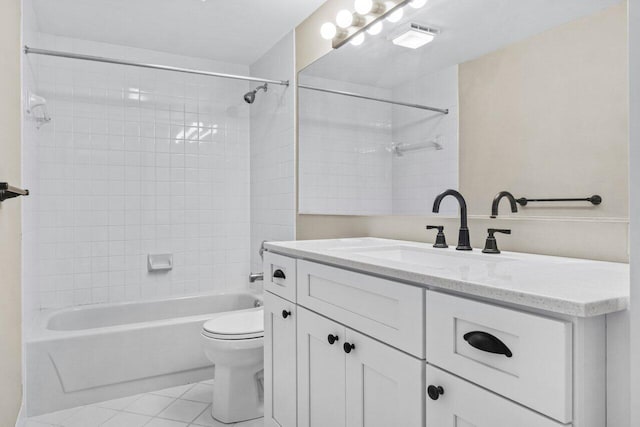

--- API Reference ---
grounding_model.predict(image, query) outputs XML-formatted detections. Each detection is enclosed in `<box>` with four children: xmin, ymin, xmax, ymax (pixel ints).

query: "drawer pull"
<box><xmin>327</xmin><ymin>334</ymin><xmax>339</xmax><ymax>345</ymax></box>
<box><xmin>427</xmin><ymin>385</ymin><xmax>445</xmax><ymax>401</ymax></box>
<box><xmin>273</xmin><ymin>269</ymin><xmax>286</xmax><ymax>279</ymax></box>
<box><xmin>282</xmin><ymin>310</ymin><xmax>292</xmax><ymax>319</ymax></box>
<box><xmin>343</xmin><ymin>342</ymin><xmax>355</xmax><ymax>354</ymax></box>
<box><xmin>463</xmin><ymin>331</ymin><xmax>513</xmax><ymax>358</ymax></box>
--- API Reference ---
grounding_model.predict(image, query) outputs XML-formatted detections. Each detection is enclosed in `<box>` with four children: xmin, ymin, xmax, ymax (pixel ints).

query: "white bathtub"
<box><xmin>26</xmin><ymin>291</ymin><xmax>262</xmax><ymax>416</ymax></box>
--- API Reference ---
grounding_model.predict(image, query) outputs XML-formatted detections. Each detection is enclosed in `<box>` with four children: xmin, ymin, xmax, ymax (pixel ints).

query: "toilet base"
<box><xmin>211</xmin><ymin>363</ymin><xmax>264</xmax><ymax>424</ymax></box>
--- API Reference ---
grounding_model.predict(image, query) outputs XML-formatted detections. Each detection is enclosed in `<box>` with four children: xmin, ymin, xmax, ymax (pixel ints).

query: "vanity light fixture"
<box><xmin>336</xmin><ymin>9</ymin><xmax>364</xmax><ymax>29</ymax></box>
<box><xmin>390</xmin><ymin>23</ymin><xmax>439</xmax><ymax>49</ymax></box>
<box><xmin>385</xmin><ymin>1</ymin><xmax>405</xmax><ymax>22</ymax></box>
<box><xmin>354</xmin><ymin>0</ymin><xmax>385</xmax><ymax>15</ymax></box>
<box><xmin>366</xmin><ymin>21</ymin><xmax>384</xmax><ymax>35</ymax></box>
<box><xmin>321</xmin><ymin>22</ymin><xmax>338</xmax><ymax>40</ymax></box>
<box><xmin>319</xmin><ymin>0</ymin><xmax>411</xmax><ymax>49</ymax></box>
<box><xmin>408</xmin><ymin>0</ymin><xmax>428</xmax><ymax>8</ymax></box>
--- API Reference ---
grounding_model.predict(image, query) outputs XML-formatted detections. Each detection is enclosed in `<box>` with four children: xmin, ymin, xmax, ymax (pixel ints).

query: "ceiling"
<box><xmin>31</xmin><ymin>0</ymin><xmax>326</xmax><ymax>65</ymax></box>
<box><xmin>301</xmin><ymin>0</ymin><xmax>623</xmax><ymax>88</ymax></box>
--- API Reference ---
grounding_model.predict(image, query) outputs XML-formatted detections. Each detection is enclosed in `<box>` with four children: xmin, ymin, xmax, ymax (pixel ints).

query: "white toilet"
<box><xmin>201</xmin><ymin>308</ymin><xmax>264</xmax><ymax>424</ymax></box>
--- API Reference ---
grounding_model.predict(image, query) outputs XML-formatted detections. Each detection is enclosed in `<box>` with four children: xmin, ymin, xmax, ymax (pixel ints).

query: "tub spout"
<box><xmin>249</xmin><ymin>273</ymin><xmax>263</xmax><ymax>283</ymax></box>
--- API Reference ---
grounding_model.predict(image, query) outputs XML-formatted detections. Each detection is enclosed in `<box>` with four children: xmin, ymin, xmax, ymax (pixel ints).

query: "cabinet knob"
<box><xmin>327</xmin><ymin>334</ymin><xmax>339</xmax><ymax>345</ymax></box>
<box><xmin>282</xmin><ymin>310</ymin><xmax>291</xmax><ymax>319</ymax></box>
<box><xmin>427</xmin><ymin>385</ymin><xmax>445</xmax><ymax>401</ymax></box>
<box><xmin>343</xmin><ymin>342</ymin><xmax>355</xmax><ymax>354</ymax></box>
<box><xmin>273</xmin><ymin>269</ymin><xmax>286</xmax><ymax>279</ymax></box>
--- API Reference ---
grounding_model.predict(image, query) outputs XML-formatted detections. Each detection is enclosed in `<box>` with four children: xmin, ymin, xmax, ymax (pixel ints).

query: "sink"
<box><xmin>350</xmin><ymin>245</ymin><xmax>517</xmax><ymax>269</ymax></box>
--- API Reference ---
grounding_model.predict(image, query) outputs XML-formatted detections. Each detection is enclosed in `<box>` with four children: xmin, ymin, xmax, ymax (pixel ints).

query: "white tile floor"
<box><xmin>25</xmin><ymin>379</ymin><xmax>264</xmax><ymax>427</ymax></box>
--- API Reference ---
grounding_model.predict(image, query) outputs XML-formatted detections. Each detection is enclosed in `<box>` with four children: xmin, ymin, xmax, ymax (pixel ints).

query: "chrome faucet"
<box><xmin>432</xmin><ymin>189</ymin><xmax>472</xmax><ymax>251</ymax></box>
<box><xmin>491</xmin><ymin>191</ymin><xmax>518</xmax><ymax>218</ymax></box>
<box><xmin>249</xmin><ymin>273</ymin><xmax>264</xmax><ymax>283</ymax></box>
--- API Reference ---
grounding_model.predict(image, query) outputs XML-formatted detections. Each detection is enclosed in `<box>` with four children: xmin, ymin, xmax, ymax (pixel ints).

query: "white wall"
<box><xmin>391</xmin><ymin>66</ymin><xmax>459</xmax><ymax>216</ymax></box>
<box><xmin>22</xmin><ymin>34</ymin><xmax>252</xmax><ymax>313</ymax></box>
<box><xmin>249</xmin><ymin>32</ymin><xmax>297</xmax><ymax>274</ymax></box>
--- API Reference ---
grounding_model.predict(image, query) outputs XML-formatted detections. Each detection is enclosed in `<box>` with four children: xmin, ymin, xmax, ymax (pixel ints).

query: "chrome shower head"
<box><xmin>243</xmin><ymin>83</ymin><xmax>268</xmax><ymax>104</ymax></box>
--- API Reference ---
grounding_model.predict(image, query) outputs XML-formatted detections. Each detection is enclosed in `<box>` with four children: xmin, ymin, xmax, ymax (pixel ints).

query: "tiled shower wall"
<box><xmin>391</xmin><ymin>65</ymin><xmax>459</xmax><ymax>215</ymax></box>
<box><xmin>249</xmin><ymin>33</ymin><xmax>296</xmax><ymax>274</ymax></box>
<box><xmin>23</xmin><ymin>33</ymin><xmax>251</xmax><ymax>312</ymax></box>
<box><xmin>298</xmin><ymin>76</ymin><xmax>393</xmax><ymax>215</ymax></box>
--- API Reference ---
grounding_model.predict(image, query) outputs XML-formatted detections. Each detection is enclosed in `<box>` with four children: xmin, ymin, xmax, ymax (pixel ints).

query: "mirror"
<box><xmin>298</xmin><ymin>0</ymin><xmax>626</xmax><ymax>217</ymax></box>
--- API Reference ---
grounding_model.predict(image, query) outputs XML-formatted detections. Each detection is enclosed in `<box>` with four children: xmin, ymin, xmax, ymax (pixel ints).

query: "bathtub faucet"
<box><xmin>249</xmin><ymin>273</ymin><xmax>264</xmax><ymax>283</ymax></box>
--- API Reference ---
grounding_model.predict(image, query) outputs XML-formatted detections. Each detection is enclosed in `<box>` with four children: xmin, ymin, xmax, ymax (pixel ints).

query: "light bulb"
<box><xmin>385</xmin><ymin>2</ymin><xmax>404</xmax><ymax>23</ymax></box>
<box><xmin>336</xmin><ymin>10</ymin><xmax>355</xmax><ymax>28</ymax></box>
<box><xmin>366</xmin><ymin>21</ymin><xmax>383</xmax><ymax>35</ymax></box>
<box><xmin>350</xmin><ymin>32</ymin><xmax>365</xmax><ymax>46</ymax></box>
<box><xmin>409</xmin><ymin>0</ymin><xmax>428</xmax><ymax>8</ymax></box>
<box><xmin>354</xmin><ymin>0</ymin><xmax>373</xmax><ymax>15</ymax></box>
<box><xmin>320</xmin><ymin>22</ymin><xmax>337</xmax><ymax>40</ymax></box>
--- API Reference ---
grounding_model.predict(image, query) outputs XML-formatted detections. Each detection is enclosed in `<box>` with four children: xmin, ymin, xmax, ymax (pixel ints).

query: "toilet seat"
<box><xmin>202</xmin><ymin>309</ymin><xmax>263</xmax><ymax>340</ymax></box>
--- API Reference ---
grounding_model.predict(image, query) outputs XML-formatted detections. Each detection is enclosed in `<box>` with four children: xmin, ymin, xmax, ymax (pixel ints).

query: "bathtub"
<box><xmin>26</xmin><ymin>291</ymin><xmax>262</xmax><ymax>416</ymax></box>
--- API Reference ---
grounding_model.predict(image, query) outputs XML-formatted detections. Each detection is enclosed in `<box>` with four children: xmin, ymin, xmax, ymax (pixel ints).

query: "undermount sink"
<box><xmin>349</xmin><ymin>245</ymin><xmax>517</xmax><ymax>269</ymax></box>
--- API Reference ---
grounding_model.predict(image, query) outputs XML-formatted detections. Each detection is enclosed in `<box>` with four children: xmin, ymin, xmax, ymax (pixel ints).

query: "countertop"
<box><xmin>264</xmin><ymin>238</ymin><xmax>629</xmax><ymax>317</ymax></box>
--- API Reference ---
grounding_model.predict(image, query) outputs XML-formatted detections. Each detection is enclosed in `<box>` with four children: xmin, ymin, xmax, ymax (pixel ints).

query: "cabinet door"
<box><xmin>264</xmin><ymin>292</ymin><xmax>297</xmax><ymax>427</ymax></box>
<box><xmin>426</xmin><ymin>365</ymin><xmax>567</xmax><ymax>427</ymax></box>
<box><xmin>345</xmin><ymin>329</ymin><xmax>424</xmax><ymax>427</ymax></box>
<box><xmin>297</xmin><ymin>307</ymin><xmax>346</xmax><ymax>427</ymax></box>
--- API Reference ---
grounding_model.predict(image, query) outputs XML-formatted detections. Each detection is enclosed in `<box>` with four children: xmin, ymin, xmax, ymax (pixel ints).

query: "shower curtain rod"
<box><xmin>298</xmin><ymin>84</ymin><xmax>449</xmax><ymax>114</ymax></box>
<box><xmin>24</xmin><ymin>46</ymin><xmax>290</xmax><ymax>86</ymax></box>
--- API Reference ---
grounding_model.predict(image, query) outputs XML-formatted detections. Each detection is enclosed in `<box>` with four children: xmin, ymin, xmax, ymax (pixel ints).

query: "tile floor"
<box><xmin>25</xmin><ymin>379</ymin><xmax>263</xmax><ymax>427</ymax></box>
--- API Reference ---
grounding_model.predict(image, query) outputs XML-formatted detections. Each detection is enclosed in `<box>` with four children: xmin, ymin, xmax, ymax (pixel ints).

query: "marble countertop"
<box><xmin>264</xmin><ymin>238</ymin><xmax>629</xmax><ymax>317</ymax></box>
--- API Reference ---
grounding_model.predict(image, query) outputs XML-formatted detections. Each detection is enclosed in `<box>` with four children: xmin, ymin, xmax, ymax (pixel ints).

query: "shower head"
<box><xmin>243</xmin><ymin>83</ymin><xmax>268</xmax><ymax>104</ymax></box>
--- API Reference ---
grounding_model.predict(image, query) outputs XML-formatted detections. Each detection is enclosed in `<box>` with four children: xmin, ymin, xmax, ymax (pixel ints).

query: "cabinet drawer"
<box><xmin>426</xmin><ymin>291</ymin><xmax>572</xmax><ymax>423</ymax></box>
<box><xmin>297</xmin><ymin>260</ymin><xmax>425</xmax><ymax>358</ymax></box>
<box><xmin>264</xmin><ymin>252</ymin><xmax>296</xmax><ymax>302</ymax></box>
<box><xmin>426</xmin><ymin>365</ymin><xmax>568</xmax><ymax>427</ymax></box>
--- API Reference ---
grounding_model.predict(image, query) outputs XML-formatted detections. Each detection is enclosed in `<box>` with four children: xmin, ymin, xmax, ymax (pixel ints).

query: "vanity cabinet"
<box><xmin>264</xmin><ymin>246</ymin><xmax>614</xmax><ymax>427</ymax></box>
<box><xmin>426</xmin><ymin>365</ymin><xmax>566</xmax><ymax>427</ymax></box>
<box><xmin>297</xmin><ymin>307</ymin><xmax>424</xmax><ymax>427</ymax></box>
<box><xmin>263</xmin><ymin>291</ymin><xmax>297</xmax><ymax>427</ymax></box>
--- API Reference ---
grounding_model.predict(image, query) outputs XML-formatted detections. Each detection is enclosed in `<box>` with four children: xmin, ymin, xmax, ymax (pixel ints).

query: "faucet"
<box><xmin>249</xmin><ymin>273</ymin><xmax>263</xmax><ymax>283</ymax></box>
<box><xmin>432</xmin><ymin>189</ymin><xmax>472</xmax><ymax>251</ymax></box>
<box><xmin>491</xmin><ymin>191</ymin><xmax>518</xmax><ymax>218</ymax></box>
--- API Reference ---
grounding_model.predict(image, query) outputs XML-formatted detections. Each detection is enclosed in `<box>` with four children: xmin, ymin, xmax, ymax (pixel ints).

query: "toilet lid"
<box><xmin>202</xmin><ymin>309</ymin><xmax>263</xmax><ymax>339</ymax></box>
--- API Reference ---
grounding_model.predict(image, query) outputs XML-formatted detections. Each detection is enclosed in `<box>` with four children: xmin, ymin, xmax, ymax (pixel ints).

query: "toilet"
<box><xmin>201</xmin><ymin>308</ymin><xmax>264</xmax><ymax>424</ymax></box>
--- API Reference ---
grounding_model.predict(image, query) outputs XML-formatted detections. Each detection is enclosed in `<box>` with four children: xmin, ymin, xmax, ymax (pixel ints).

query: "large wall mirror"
<box><xmin>298</xmin><ymin>0</ymin><xmax>627</xmax><ymax>218</ymax></box>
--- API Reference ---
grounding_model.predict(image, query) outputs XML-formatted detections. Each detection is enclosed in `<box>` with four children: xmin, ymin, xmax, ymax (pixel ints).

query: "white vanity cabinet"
<box><xmin>297</xmin><ymin>306</ymin><xmax>425</xmax><ymax>427</ymax></box>
<box><xmin>263</xmin><ymin>239</ymin><xmax>623</xmax><ymax>427</ymax></box>
<box><xmin>263</xmin><ymin>291</ymin><xmax>297</xmax><ymax>427</ymax></box>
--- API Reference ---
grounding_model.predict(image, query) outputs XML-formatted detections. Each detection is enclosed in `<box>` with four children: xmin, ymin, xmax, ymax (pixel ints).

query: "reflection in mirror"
<box><xmin>298</xmin><ymin>0</ymin><xmax>624</xmax><ymax>217</ymax></box>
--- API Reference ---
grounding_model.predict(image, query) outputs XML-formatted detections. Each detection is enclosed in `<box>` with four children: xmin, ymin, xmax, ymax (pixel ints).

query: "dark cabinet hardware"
<box><xmin>0</xmin><ymin>183</ymin><xmax>29</xmax><ymax>202</ymax></box>
<box><xmin>343</xmin><ymin>342</ymin><xmax>355</xmax><ymax>354</ymax></box>
<box><xmin>432</xmin><ymin>189</ymin><xmax>472</xmax><ymax>251</ymax></box>
<box><xmin>491</xmin><ymin>191</ymin><xmax>518</xmax><ymax>218</ymax></box>
<box><xmin>426</xmin><ymin>225</ymin><xmax>448</xmax><ymax>248</ymax></box>
<box><xmin>327</xmin><ymin>334</ymin><xmax>339</xmax><ymax>345</ymax></box>
<box><xmin>516</xmin><ymin>195</ymin><xmax>602</xmax><ymax>206</ymax></box>
<box><xmin>427</xmin><ymin>385</ymin><xmax>445</xmax><ymax>400</ymax></box>
<box><xmin>282</xmin><ymin>310</ymin><xmax>291</xmax><ymax>319</ymax></box>
<box><xmin>463</xmin><ymin>331</ymin><xmax>513</xmax><ymax>358</ymax></box>
<box><xmin>273</xmin><ymin>269</ymin><xmax>286</xmax><ymax>279</ymax></box>
<box><xmin>482</xmin><ymin>228</ymin><xmax>511</xmax><ymax>254</ymax></box>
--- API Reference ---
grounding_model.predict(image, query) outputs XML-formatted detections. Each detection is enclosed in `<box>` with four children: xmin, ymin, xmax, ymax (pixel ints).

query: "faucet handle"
<box><xmin>488</xmin><ymin>228</ymin><xmax>511</xmax><ymax>236</ymax></box>
<box><xmin>483</xmin><ymin>229</ymin><xmax>511</xmax><ymax>254</ymax></box>
<box><xmin>426</xmin><ymin>225</ymin><xmax>448</xmax><ymax>249</ymax></box>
